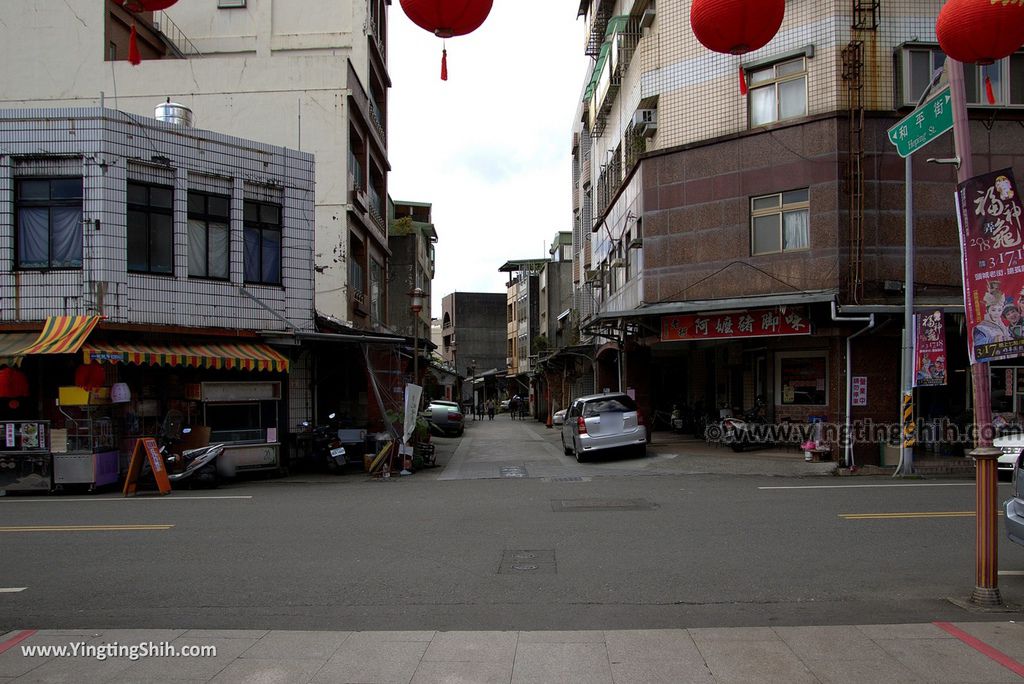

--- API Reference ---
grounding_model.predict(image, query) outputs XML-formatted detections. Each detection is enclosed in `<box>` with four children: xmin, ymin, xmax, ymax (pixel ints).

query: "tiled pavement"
<box><xmin>2</xmin><ymin>622</ymin><xmax>1023</xmax><ymax>682</ymax></box>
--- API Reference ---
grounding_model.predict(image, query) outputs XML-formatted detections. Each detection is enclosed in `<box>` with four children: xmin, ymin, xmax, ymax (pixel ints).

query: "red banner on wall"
<box><xmin>913</xmin><ymin>310</ymin><xmax>947</xmax><ymax>387</ymax></box>
<box><xmin>956</xmin><ymin>168</ymin><xmax>1024</xmax><ymax>363</ymax></box>
<box><xmin>661</xmin><ymin>306</ymin><xmax>811</xmax><ymax>342</ymax></box>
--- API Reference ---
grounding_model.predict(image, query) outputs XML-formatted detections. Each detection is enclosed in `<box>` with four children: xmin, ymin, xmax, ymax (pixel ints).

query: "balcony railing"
<box><xmin>369</xmin><ymin>100</ymin><xmax>386</xmax><ymax>142</ymax></box>
<box><xmin>367</xmin><ymin>185</ymin><xmax>385</xmax><ymax>231</ymax></box>
<box><xmin>154</xmin><ymin>11</ymin><xmax>202</xmax><ymax>57</ymax></box>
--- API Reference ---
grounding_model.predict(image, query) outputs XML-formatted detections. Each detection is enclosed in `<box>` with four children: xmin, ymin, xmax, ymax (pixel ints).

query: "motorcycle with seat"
<box><xmin>155</xmin><ymin>411</ymin><xmax>228</xmax><ymax>488</ymax></box>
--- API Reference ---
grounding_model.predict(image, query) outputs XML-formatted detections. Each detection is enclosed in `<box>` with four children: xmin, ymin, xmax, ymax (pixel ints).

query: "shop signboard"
<box><xmin>661</xmin><ymin>306</ymin><xmax>810</xmax><ymax>342</ymax></box>
<box><xmin>913</xmin><ymin>310</ymin><xmax>947</xmax><ymax>387</ymax></box>
<box><xmin>956</xmin><ymin>168</ymin><xmax>1024</xmax><ymax>363</ymax></box>
<box><xmin>852</xmin><ymin>376</ymin><xmax>868</xmax><ymax>406</ymax></box>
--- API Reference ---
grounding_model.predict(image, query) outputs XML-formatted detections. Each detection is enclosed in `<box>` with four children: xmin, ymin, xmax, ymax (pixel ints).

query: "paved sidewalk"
<box><xmin>2</xmin><ymin>622</ymin><xmax>1023</xmax><ymax>682</ymax></box>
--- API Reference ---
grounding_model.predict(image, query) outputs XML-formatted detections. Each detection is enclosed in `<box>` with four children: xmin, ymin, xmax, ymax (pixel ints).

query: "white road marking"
<box><xmin>999</xmin><ymin>570</ymin><xmax>1024</xmax><ymax>576</ymax></box>
<box><xmin>0</xmin><ymin>495</ymin><xmax>253</xmax><ymax>503</ymax></box>
<box><xmin>759</xmin><ymin>483</ymin><xmax>975</xmax><ymax>490</ymax></box>
<box><xmin>0</xmin><ymin>588</ymin><xmax>26</xmax><ymax>593</ymax></box>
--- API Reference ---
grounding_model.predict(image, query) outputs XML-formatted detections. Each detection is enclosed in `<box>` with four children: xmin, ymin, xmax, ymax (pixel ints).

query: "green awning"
<box><xmin>583</xmin><ymin>16</ymin><xmax>630</xmax><ymax>103</ymax></box>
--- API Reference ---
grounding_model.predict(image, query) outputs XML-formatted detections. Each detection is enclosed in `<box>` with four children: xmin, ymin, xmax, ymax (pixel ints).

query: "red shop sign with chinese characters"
<box><xmin>661</xmin><ymin>306</ymin><xmax>811</xmax><ymax>342</ymax></box>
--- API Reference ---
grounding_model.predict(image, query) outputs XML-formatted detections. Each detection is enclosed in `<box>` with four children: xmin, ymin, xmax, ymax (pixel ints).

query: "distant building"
<box><xmin>440</xmin><ymin>292</ymin><xmax>508</xmax><ymax>405</ymax></box>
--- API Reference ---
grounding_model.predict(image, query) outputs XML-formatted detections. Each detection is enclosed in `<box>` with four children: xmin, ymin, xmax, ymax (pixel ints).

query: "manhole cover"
<box><xmin>499</xmin><ymin>549</ymin><xmax>556</xmax><ymax>574</ymax></box>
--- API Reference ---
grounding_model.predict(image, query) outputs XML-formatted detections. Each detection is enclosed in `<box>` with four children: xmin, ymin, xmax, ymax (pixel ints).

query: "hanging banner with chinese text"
<box><xmin>661</xmin><ymin>306</ymin><xmax>810</xmax><ymax>342</ymax></box>
<box><xmin>913</xmin><ymin>310</ymin><xmax>947</xmax><ymax>387</ymax></box>
<box><xmin>956</xmin><ymin>168</ymin><xmax>1024</xmax><ymax>363</ymax></box>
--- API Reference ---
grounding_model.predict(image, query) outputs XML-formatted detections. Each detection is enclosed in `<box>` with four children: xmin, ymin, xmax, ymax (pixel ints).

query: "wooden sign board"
<box><xmin>122</xmin><ymin>437</ymin><xmax>171</xmax><ymax>496</ymax></box>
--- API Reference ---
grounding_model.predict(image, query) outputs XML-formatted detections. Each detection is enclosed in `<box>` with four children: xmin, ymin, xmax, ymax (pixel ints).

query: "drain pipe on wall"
<box><xmin>831</xmin><ymin>302</ymin><xmax>875</xmax><ymax>468</ymax></box>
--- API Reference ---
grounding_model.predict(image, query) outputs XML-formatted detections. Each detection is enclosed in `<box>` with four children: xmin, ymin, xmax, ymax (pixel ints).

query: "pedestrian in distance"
<box><xmin>486</xmin><ymin>399</ymin><xmax>495</xmax><ymax>421</ymax></box>
<box><xmin>509</xmin><ymin>396</ymin><xmax>519</xmax><ymax>419</ymax></box>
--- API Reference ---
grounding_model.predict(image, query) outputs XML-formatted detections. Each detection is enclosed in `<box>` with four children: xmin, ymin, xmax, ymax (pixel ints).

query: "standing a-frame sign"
<box><xmin>122</xmin><ymin>437</ymin><xmax>171</xmax><ymax>496</ymax></box>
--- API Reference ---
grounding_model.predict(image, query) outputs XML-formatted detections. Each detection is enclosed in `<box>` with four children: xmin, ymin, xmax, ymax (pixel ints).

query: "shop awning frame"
<box><xmin>82</xmin><ymin>341</ymin><xmax>289</xmax><ymax>373</ymax></box>
<box><xmin>18</xmin><ymin>315</ymin><xmax>102</xmax><ymax>355</ymax></box>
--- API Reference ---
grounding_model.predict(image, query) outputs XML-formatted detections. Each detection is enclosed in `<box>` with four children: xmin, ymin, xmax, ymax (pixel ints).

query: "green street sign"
<box><xmin>887</xmin><ymin>85</ymin><xmax>953</xmax><ymax>158</ymax></box>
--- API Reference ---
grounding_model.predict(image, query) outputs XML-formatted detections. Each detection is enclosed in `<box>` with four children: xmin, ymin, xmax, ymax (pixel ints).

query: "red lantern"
<box><xmin>399</xmin><ymin>0</ymin><xmax>493</xmax><ymax>80</ymax></box>
<box><xmin>118</xmin><ymin>1</ymin><xmax>180</xmax><ymax>66</ymax></box>
<box><xmin>936</xmin><ymin>0</ymin><xmax>1024</xmax><ymax>65</ymax></box>
<box><xmin>74</xmin><ymin>364</ymin><xmax>106</xmax><ymax>391</ymax></box>
<box><xmin>0</xmin><ymin>368</ymin><xmax>29</xmax><ymax>399</ymax></box>
<box><xmin>119</xmin><ymin>0</ymin><xmax>178</xmax><ymax>11</ymax></box>
<box><xmin>690</xmin><ymin>0</ymin><xmax>786</xmax><ymax>55</ymax></box>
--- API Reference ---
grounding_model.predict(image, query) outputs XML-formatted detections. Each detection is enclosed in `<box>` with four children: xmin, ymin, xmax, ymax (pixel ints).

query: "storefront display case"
<box><xmin>197</xmin><ymin>381</ymin><xmax>282</xmax><ymax>474</ymax></box>
<box><xmin>0</xmin><ymin>420</ymin><xmax>52</xmax><ymax>493</ymax></box>
<box><xmin>52</xmin><ymin>397</ymin><xmax>119</xmax><ymax>490</ymax></box>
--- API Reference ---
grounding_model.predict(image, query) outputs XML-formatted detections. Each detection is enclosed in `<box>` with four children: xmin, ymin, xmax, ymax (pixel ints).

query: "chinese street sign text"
<box><xmin>661</xmin><ymin>306</ymin><xmax>810</xmax><ymax>342</ymax></box>
<box><xmin>887</xmin><ymin>85</ymin><xmax>953</xmax><ymax>158</ymax></box>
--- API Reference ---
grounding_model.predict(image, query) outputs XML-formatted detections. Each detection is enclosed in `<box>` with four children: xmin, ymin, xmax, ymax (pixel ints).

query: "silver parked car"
<box><xmin>1006</xmin><ymin>451</ymin><xmax>1024</xmax><ymax>547</ymax></box>
<box><xmin>560</xmin><ymin>392</ymin><xmax>646</xmax><ymax>462</ymax></box>
<box><xmin>422</xmin><ymin>400</ymin><xmax>464</xmax><ymax>437</ymax></box>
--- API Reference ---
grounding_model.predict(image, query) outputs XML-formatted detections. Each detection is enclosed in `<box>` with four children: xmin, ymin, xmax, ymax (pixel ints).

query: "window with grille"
<box><xmin>127</xmin><ymin>182</ymin><xmax>174</xmax><ymax>275</ymax></box>
<box><xmin>243</xmin><ymin>200</ymin><xmax>281</xmax><ymax>285</ymax></box>
<box><xmin>15</xmin><ymin>178</ymin><xmax>83</xmax><ymax>270</ymax></box>
<box><xmin>748</xmin><ymin>57</ymin><xmax>808</xmax><ymax>127</ymax></box>
<box><xmin>750</xmin><ymin>189</ymin><xmax>810</xmax><ymax>256</ymax></box>
<box><xmin>188</xmin><ymin>191</ymin><xmax>230</xmax><ymax>280</ymax></box>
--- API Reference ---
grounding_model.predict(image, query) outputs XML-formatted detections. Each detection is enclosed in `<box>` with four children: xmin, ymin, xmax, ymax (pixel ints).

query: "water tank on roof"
<box><xmin>154</xmin><ymin>100</ymin><xmax>193</xmax><ymax>127</ymax></box>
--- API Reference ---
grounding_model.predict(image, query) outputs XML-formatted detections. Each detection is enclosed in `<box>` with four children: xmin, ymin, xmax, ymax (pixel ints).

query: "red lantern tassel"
<box><xmin>739</xmin><ymin>65</ymin><xmax>748</xmax><ymax>96</ymax></box>
<box><xmin>129</xmin><ymin>23</ymin><xmax>141</xmax><ymax>66</ymax></box>
<box><xmin>985</xmin><ymin>75</ymin><xmax>995</xmax><ymax>105</ymax></box>
<box><xmin>441</xmin><ymin>48</ymin><xmax>448</xmax><ymax>81</ymax></box>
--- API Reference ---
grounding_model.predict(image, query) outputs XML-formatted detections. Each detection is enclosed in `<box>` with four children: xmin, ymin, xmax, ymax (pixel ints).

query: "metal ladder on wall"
<box><xmin>842</xmin><ymin>0</ymin><xmax>879</xmax><ymax>304</ymax></box>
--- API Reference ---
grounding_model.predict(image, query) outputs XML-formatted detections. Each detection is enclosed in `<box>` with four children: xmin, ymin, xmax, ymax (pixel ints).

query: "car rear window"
<box><xmin>582</xmin><ymin>396</ymin><xmax>637</xmax><ymax>416</ymax></box>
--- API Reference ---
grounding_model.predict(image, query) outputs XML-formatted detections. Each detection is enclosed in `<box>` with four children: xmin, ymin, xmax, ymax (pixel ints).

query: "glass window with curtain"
<box><xmin>900</xmin><ymin>47</ymin><xmax>1023</xmax><ymax>107</ymax></box>
<box><xmin>188</xmin><ymin>191</ymin><xmax>230</xmax><ymax>280</ymax></box>
<box><xmin>751</xmin><ymin>188</ymin><xmax>810</xmax><ymax>256</ymax></box>
<box><xmin>370</xmin><ymin>259</ymin><xmax>383</xmax><ymax>324</ymax></box>
<box><xmin>127</xmin><ymin>182</ymin><xmax>174</xmax><ymax>275</ymax></box>
<box><xmin>748</xmin><ymin>57</ymin><xmax>807</xmax><ymax>127</ymax></box>
<box><xmin>243</xmin><ymin>200</ymin><xmax>282</xmax><ymax>285</ymax></box>
<box><xmin>15</xmin><ymin>178</ymin><xmax>83</xmax><ymax>269</ymax></box>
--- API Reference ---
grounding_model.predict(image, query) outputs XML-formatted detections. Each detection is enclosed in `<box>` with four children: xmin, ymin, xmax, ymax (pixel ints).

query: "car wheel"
<box><xmin>561</xmin><ymin>435</ymin><xmax>572</xmax><ymax>455</ymax></box>
<box><xmin>574</xmin><ymin>442</ymin><xmax>586</xmax><ymax>463</ymax></box>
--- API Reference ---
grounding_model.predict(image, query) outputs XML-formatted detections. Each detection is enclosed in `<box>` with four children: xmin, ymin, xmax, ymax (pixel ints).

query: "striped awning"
<box><xmin>82</xmin><ymin>342</ymin><xmax>289</xmax><ymax>373</ymax></box>
<box><xmin>18</xmin><ymin>316</ymin><xmax>103</xmax><ymax>355</ymax></box>
<box><xmin>0</xmin><ymin>333</ymin><xmax>40</xmax><ymax>367</ymax></box>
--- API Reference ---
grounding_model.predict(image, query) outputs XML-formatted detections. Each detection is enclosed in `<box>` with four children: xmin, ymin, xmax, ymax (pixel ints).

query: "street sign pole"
<box><xmin>888</xmin><ymin>74</ymin><xmax>950</xmax><ymax>477</ymax></box>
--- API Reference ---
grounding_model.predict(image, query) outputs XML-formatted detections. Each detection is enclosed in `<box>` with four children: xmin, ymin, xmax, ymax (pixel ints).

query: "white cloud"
<box><xmin>388</xmin><ymin>1</ymin><xmax>591</xmax><ymax>310</ymax></box>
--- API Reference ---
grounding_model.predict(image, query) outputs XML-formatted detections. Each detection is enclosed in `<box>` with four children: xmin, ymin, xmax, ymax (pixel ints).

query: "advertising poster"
<box><xmin>913</xmin><ymin>310</ymin><xmax>947</xmax><ymax>387</ymax></box>
<box><xmin>956</xmin><ymin>168</ymin><xmax>1024</xmax><ymax>363</ymax></box>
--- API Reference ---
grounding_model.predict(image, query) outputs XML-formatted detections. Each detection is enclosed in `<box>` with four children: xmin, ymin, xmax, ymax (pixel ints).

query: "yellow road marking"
<box><xmin>840</xmin><ymin>511</ymin><xmax>1002</xmax><ymax>520</ymax></box>
<box><xmin>0</xmin><ymin>524</ymin><xmax>173</xmax><ymax>533</ymax></box>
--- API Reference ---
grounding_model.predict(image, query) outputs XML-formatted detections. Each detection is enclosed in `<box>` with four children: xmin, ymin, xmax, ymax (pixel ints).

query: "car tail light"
<box><xmin>577</xmin><ymin>416</ymin><xmax>588</xmax><ymax>435</ymax></box>
<box><xmin>451</xmin><ymin>412</ymin><xmax>463</xmax><ymax>421</ymax></box>
<box><xmin>637</xmin><ymin>412</ymin><xmax>645</xmax><ymax>426</ymax></box>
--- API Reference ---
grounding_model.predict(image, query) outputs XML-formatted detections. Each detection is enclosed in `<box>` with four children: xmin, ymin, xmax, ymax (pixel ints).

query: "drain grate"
<box><xmin>498</xmin><ymin>549</ymin><xmax>557</xmax><ymax>574</ymax></box>
<box><xmin>548</xmin><ymin>476</ymin><xmax>589</xmax><ymax>482</ymax></box>
<box><xmin>550</xmin><ymin>498</ymin><xmax>658</xmax><ymax>512</ymax></box>
<box><xmin>500</xmin><ymin>466</ymin><xmax>529</xmax><ymax>478</ymax></box>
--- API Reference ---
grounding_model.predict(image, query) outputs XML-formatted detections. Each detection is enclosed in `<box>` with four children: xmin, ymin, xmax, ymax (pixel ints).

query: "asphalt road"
<box><xmin>1</xmin><ymin>418</ymin><xmax>1021</xmax><ymax>633</ymax></box>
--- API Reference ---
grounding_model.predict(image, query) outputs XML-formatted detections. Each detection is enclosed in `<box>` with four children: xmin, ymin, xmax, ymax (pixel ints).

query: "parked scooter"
<box><xmin>157</xmin><ymin>411</ymin><xmax>228</xmax><ymax>488</ymax></box>
<box><xmin>722</xmin><ymin>397</ymin><xmax>771</xmax><ymax>452</ymax></box>
<box><xmin>306</xmin><ymin>413</ymin><xmax>349</xmax><ymax>472</ymax></box>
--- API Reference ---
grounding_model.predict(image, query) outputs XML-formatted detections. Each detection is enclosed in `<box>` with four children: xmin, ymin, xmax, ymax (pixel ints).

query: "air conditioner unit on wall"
<box><xmin>633</xmin><ymin>109</ymin><xmax>657</xmax><ymax>137</ymax></box>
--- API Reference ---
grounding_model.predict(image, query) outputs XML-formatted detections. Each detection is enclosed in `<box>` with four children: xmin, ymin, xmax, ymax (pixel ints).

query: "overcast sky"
<box><xmin>387</xmin><ymin>2</ymin><xmax>591</xmax><ymax>312</ymax></box>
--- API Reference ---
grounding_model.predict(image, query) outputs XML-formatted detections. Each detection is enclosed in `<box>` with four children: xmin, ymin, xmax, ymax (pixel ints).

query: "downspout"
<box><xmin>831</xmin><ymin>301</ymin><xmax>875</xmax><ymax>468</ymax></box>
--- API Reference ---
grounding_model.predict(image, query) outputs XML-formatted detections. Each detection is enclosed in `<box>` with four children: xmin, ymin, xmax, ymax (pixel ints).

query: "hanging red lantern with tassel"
<box><xmin>74</xmin><ymin>364</ymin><xmax>106</xmax><ymax>391</ymax></box>
<box><xmin>0</xmin><ymin>368</ymin><xmax>30</xmax><ymax>399</ymax></box>
<box><xmin>936</xmin><ymin>0</ymin><xmax>1024</xmax><ymax>67</ymax></box>
<box><xmin>399</xmin><ymin>0</ymin><xmax>493</xmax><ymax>81</ymax></box>
<box><xmin>118</xmin><ymin>0</ymin><xmax>180</xmax><ymax>66</ymax></box>
<box><xmin>690</xmin><ymin>0</ymin><xmax>786</xmax><ymax>56</ymax></box>
<box><xmin>690</xmin><ymin>0</ymin><xmax>786</xmax><ymax>95</ymax></box>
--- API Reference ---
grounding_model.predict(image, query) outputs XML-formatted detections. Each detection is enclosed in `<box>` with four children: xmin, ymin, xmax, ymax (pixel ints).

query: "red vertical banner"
<box><xmin>913</xmin><ymin>310</ymin><xmax>947</xmax><ymax>387</ymax></box>
<box><xmin>956</xmin><ymin>168</ymin><xmax>1024</xmax><ymax>363</ymax></box>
